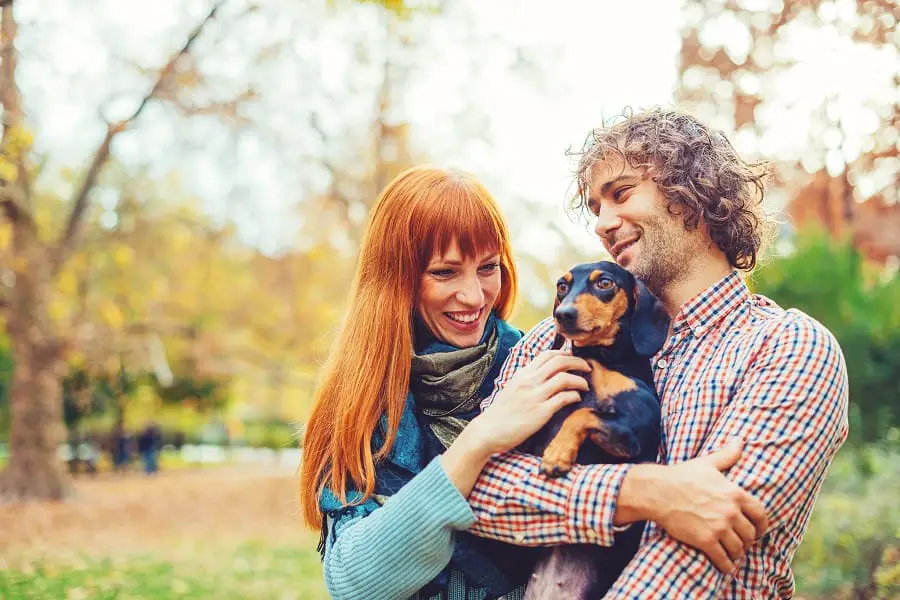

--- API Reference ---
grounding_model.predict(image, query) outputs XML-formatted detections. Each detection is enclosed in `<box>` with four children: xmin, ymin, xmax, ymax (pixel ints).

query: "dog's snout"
<box><xmin>554</xmin><ymin>305</ymin><xmax>578</xmax><ymax>327</ymax></box>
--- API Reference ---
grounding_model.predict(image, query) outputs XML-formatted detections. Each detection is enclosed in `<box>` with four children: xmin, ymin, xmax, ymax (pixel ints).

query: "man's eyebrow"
<box><xmin>599</xmin><ymin>174</ymin><xmax>641</xmax><ymax>196</ymax></box>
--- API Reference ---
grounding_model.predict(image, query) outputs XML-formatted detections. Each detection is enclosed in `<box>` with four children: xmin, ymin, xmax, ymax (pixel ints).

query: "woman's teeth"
<box><xmin>446</xmin><ymin>310</ymin><xmax>480</xmax><ymax>323</ymax></box>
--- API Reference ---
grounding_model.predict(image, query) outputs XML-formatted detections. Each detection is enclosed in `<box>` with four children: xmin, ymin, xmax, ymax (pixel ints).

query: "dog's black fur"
<box><xmin>522</xmin><ymin>261</ymin><xmax>669</xmax><ymax>599</ymax></box>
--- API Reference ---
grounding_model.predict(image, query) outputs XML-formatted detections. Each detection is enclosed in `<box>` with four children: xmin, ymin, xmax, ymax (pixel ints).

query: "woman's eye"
<box><xmin>430</xmin><ymin>269</ymin><xmax>454</xmax><ymax>278</ymax></box>
<box><xmin>596</xmin><ymin>279</ymin><xmax>614</xmax><ymax>290</ymax></box>
<box><xmin>479</xmin><ymin>262</ymin><xmax>500</xmax><ymax>273</ymax></box>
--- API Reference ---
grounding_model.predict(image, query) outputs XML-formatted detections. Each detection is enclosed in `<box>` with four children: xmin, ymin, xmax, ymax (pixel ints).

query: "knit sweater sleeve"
<box><xmin>322</xmin><ymin>456</ymin><xmax>476</xmax><ymax>600</ymax></box>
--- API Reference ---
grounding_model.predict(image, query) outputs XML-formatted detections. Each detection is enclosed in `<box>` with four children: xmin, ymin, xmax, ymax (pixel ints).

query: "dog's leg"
<box><xmin>540</xmin><ymin>408</ymin><xmax>601</xmax><ymax>477</ymax></box>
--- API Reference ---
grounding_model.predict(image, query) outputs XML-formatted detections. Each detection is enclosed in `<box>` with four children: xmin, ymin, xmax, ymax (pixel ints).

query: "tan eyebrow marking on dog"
<box><xmin>588</xmin><ymin>270</ymin><xmax>603</xmax><ymax>283</ymax></box>
<box><xmin>562</xmin><ymin>271</ymin><xmax>573</xmax><ymax>284</ymax></box>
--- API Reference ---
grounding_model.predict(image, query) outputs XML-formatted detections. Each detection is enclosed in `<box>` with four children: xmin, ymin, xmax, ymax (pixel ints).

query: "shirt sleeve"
<box><xmin>604</xmin><ymin>312</ymin><xmax>850</xmax><ymax>599</ymax></box>
<box><xmin>470</xmin><ymin>317</ymin><xmax>631</xmax><ymax>547</ymax></box>
<box><xmin>322</xmin><ymin>457</ymin><xmax>476</xmax><ymax>600</ymax></box>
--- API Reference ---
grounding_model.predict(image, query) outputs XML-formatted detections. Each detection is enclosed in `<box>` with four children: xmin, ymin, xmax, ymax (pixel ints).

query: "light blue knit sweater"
<box><xmin>322</xmin><ymin>456</ymin><xmax>526</xmax><ymax>600</ymax></box>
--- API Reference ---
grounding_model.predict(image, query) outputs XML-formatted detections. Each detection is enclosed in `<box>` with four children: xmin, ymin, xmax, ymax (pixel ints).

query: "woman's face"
<box><xmin>417</xmin><ymin>240</ymin><xmax>501</xmax><ymax>348</ymax></box>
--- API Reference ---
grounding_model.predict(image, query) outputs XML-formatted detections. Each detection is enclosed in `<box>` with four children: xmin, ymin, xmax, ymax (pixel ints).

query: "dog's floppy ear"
<box><xmin>631</xmin><ymin>280</ymin><xmax>669</xmax><ymax>357</ymax></box>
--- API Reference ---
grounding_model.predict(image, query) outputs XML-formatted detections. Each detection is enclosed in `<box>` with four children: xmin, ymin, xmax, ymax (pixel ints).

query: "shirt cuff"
<box><xmin>566</xmin><ymin>462</ymin><xmax>631</xmax><ymax>546</ymax></box>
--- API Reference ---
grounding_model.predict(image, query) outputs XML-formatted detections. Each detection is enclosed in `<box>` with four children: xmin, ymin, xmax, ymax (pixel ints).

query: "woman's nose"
<box><xmin>455</xmin><ymin>275</ymin><xmax>485</xmax><ymax>306</ymax></box>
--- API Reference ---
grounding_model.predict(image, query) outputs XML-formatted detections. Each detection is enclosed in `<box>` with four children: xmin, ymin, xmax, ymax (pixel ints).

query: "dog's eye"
<box><xmin>556</xmin><ymin>282</ymin><xmax>569</xmax><ymax>295</ymax></box>
<box><xmin>596</xmin><ymin>278</ymin><xmax>614</xmax><ymax>291</ymax></box>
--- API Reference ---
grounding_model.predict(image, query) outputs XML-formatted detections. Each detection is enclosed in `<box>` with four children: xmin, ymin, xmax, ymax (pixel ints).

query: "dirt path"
<box><xmin>0</xmin><ymin>467</ymin><xmax>314</xmax><ymax>560</ymax></box>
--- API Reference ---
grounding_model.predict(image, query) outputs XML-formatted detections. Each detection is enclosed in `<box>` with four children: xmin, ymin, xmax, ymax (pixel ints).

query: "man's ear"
<box><xmin>631</xmin><ymin>280</ymin><xmax>669</xmax><ymax>357</ymax></box>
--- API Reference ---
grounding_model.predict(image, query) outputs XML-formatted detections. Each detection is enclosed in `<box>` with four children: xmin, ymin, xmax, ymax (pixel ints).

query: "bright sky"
<box><xmin>14</xmin><ymin>0</ymin><xmax>897</xmax><ymax>270</ymax></box>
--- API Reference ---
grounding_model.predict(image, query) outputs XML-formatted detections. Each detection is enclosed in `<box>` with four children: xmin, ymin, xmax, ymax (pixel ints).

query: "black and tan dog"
<box><xmin>523</xmin><ymin>261</ymin><xmax>670</xmax><ymax>600</ymax></box>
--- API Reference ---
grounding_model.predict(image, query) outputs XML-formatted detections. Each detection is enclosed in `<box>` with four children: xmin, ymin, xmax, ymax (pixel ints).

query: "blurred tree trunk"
<box><xmin>2</xmin><ymin>218</ymin><xmax>69</xmax><ymax>499</ymax></box>
<box><xmin>0</xmin><ymin>0</ymin><xmax>228</xmax><ymax>500</ymax></box>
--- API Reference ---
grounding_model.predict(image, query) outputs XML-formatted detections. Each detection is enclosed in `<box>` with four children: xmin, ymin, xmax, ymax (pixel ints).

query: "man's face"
<box><xmin>586</xmin><ymin>159</ymin><xmax>704</xmax><ymax>295</ymax></box>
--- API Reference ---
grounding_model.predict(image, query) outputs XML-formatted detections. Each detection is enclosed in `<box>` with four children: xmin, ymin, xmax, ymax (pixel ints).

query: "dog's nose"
<box><xmin>554</xmin><ymin>305</ymin><xmax>578</xmax><ymax>327</ymax></box>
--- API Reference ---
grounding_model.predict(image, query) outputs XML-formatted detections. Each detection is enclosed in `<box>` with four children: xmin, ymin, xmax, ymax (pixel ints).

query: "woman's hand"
<box><xmin>441</xmin><ymin>350</ymin><xmax>589</xmax><ymax>496</ymax></box>
<box><xmin>615</xmin><ymin>439</ymin><xmax>769</xmax><ymax>573</ymax></box>
<box><xmin>470</xmin><ymin>350</ymin><xmax>590</xmax><ymax>456</ymax></box>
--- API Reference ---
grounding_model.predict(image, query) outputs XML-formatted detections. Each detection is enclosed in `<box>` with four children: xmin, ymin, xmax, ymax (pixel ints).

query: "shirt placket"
<box><xmin>653</xmin><ymin>329</ymin><xmax>692</xmax><ymax>463</ymax></box>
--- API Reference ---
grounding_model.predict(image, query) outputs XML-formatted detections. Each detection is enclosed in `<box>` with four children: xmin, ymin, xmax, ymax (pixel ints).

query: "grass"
<box><xmin>0</xmin><ymin>466</ymin><xmax>328</xmax><ymax>600</ymax></box>
<box><xmin>0</xmin><ymin>543</ymin><xmax>328</xmax><ymax>600</ymax></box>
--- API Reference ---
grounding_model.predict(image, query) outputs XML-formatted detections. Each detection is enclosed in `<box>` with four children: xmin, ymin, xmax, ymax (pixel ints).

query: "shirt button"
<box><xmin>656</xmin><ymin>358</ymin><xmax>668</xmax><ymax>369</ymax></box>
<box><xmin>514</xmin><ymin>533</ymin><xmax>525</xmax><ymax>543</ymax></box>
<box><xmin>695</xmin><ymin>326</ymin><xmax>705</xmax><ymax>335</ymax></box>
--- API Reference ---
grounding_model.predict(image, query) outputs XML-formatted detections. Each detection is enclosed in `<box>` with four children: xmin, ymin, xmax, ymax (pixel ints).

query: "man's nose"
<box><xmin>593</xmin><ymin>203</ymin><xmax>623</xmax><ymax>239</ymax></box>
<box><xmin>456</xmin><ymin>274</ymin><xmax>485</xmax><ymax>306</ymax></box>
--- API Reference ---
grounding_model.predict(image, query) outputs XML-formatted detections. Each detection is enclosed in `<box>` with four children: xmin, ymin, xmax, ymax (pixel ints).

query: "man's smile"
<box><xmin>608</xmin><ymin>234</ymin><xmax>640</xmax><ymax>260</ymax></box>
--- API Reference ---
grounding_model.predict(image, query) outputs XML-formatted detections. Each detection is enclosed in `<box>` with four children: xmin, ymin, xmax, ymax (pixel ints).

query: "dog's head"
<box><xmin>553</xmin><ymin>261</ymin><xmax>669</xmax><ymax>357</ymax></box>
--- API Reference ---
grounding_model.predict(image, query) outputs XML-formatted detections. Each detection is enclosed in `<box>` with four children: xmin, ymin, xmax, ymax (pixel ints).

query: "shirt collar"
<box><xmin>670</xmin><ymin>270</ymin><xmax>751</xmax><ymax>338</ymax></box>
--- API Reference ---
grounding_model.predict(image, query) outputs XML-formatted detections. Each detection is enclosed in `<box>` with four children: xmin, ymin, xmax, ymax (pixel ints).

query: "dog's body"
<box><xmin>522</xmin><ymin>261</ymin><xmax>669</xmax><ymax>600</ymax></box>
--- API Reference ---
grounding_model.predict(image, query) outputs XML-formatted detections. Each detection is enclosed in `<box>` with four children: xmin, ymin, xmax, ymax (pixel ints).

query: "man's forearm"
<box><xmin>612</xmin><ymin>463</ymin><xmax>665</xmax><ymax>526</ymax></box>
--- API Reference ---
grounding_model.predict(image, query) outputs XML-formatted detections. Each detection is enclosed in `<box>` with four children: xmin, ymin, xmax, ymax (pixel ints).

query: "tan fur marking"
<box><xmin>569</xmin><ymin>289</ymin><xmax>629</xmax><ymax>346</ymax></box>
<box><xmin>586</xmin><ymin>358</ymin><xmax>636</xmax><ymax>413</ymax></box>
<box><xmin>586</xmin><ymin>359</ymin><xmax>637</xmax><ymax>400</ymax></box>
<box><xmin>540</xmin><ymin>408</ymin><xmax>604</xmax><ymax>477</ymax></box>
<box><xmin>588</xmin><ymin>270</ymin><xmax>603</xmax><ymax>283</ymax></box>
<box><xmin>562</xmin><ymin>271</ymin><xmax>573</xmax><ymax>284</ymax></box>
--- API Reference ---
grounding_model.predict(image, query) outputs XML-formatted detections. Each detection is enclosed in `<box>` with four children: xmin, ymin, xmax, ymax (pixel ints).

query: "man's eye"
<box><xmin>596</xmin><ymin>279</ymin><xmax>614</xmax><ymax>290</ymax></box>
<box><xmin>557</xmin><ymin>282</ymin><xmax>569</xmax><ymax>295</ymax></box>
<box><xmin>613</xmin><ymin>186</ymin><xmax>633</xmax><ymax>201</ymax></box>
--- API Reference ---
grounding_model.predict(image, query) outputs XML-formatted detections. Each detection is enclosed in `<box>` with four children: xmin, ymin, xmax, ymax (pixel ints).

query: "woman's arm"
<box><xmin>322</xmin><ymin>458</ymin><xmax>475</xmax><ymax>600</ymax></box>
<box><xmin>323</xmin><ymin>348</ymin><xmax>589</xmax><ymax>600</ymax></box>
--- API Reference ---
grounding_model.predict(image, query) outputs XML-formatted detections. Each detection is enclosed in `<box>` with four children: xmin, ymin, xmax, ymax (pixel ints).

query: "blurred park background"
<box><xmin>0</xmin><ymin>0</ymin><xmax>897</xmax><ymax>598</ymax></box>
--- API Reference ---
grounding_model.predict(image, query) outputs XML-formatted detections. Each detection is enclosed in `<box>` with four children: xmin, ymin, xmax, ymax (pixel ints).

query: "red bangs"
<box><xmin>411</xmin><ymin>177</ymin><xmax>505</xmax><ymax>266</ymax></box>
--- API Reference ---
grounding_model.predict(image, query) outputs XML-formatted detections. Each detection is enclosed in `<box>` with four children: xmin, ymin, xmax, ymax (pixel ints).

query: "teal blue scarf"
<box><xmin>319</xmin><ymin>313</ymin><xmax>536</xmax><ymax>598</ymax></box>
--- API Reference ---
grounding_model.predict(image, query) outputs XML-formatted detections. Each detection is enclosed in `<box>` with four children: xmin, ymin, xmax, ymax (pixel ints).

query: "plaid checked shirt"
<box><xmin>468</xmin><ymin>270</ymin><xmax>849</xmax><ymax>598</ymax></box>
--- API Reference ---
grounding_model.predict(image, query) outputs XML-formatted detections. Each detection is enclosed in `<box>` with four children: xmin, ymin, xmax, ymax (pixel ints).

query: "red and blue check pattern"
<box><xmin>469</xmin><ymin>271</ymin><xmax>849</xmax><ymax>598</ymax></box>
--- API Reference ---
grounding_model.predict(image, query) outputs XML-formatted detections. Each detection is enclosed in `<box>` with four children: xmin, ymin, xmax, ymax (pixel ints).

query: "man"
<box><xmin>467</xmin><ymin>108</ymin><xmax>849</xmax><ymax>598</ymax></box>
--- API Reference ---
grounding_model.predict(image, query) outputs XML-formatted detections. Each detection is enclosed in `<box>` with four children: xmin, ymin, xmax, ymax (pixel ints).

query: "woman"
<box><xmin>298</xmin><ymin>166</ymin><xmax>588</xmax><ymax>600</ymax></box>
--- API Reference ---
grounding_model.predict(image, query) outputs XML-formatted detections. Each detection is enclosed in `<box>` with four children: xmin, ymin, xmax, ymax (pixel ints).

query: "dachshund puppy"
<box><xmin>523</xmin><ymin>261</ymin><xmax>670</xmax><ymax>600</ymax></box>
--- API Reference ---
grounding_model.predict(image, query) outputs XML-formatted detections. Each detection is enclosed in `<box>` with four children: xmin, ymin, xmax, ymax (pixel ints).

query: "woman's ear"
<box><xmin>631</xmin><ymin>280</ymin><xmax>669</xmax><ymax>357</ymax></box>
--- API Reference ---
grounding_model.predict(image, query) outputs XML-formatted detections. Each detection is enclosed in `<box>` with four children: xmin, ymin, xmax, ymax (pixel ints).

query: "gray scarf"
<box><xmin>409</xmin><ymin>325</ymin><xmax>499</xmax><ymax>449</ymax></box>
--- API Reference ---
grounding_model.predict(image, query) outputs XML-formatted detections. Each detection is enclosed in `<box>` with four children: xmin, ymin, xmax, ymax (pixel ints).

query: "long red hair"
<box><xmin>299</xmin><ymin>166</ymin><xmax>518</xmax><ymax>529</ymax></box>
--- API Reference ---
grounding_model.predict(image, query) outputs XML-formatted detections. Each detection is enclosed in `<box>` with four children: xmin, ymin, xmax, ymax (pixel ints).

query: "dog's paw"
<box><xmin>540</xmin><ymin>443</ymin><xmax>577</xmax><ymax>478</ymax></box>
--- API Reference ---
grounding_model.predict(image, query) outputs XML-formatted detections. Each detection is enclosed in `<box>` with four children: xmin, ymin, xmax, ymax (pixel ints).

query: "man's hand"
<box><xmin>616</xmin><ymin>439</ymin><xmax>768</xmax><ymax>573</ymax></box>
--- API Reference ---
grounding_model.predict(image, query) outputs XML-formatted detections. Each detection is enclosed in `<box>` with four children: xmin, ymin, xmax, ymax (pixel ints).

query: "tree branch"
<box><xmin>1</xmin><ymin>187</ymin><xmax>35</xmax><ymax>231</ymax></box>
<box><xmin>54</xmin><ymin>0</ymin><xmax>229</xmax><ymax>270</ymax></box>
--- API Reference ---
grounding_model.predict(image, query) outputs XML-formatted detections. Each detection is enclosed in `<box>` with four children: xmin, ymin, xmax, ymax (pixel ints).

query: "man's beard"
<box><xmin>627</xmin><ymin>222</ymin><xmax>691</xmax><ymax>297</ymax></box>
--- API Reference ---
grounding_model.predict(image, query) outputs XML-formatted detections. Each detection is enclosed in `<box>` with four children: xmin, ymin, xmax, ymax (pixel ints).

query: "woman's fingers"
<box><xmin>526</xmin><ymin>350</ymin><xmax>571</xmax><ymax>371</ymax></box>
<box><xmin>541</xmin><ymin>372</ymin><xmax>589</xmax><ymax>398</ymax></box>
<box><xmin>549</xmin><ymin>390</ymin><xmax>582</xmax><ymax>411</ymax></box>
<box><xmin>536</xmin><ymin>355</ymin><xmax>591</xmax><ymax>382</ymax></box>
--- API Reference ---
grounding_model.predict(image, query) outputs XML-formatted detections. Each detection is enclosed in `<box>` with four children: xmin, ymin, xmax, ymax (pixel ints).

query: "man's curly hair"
<box><xmin>572</xmin><ymin>107</ymin><xmax>774</xmax><ymax>271</ymax></box>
